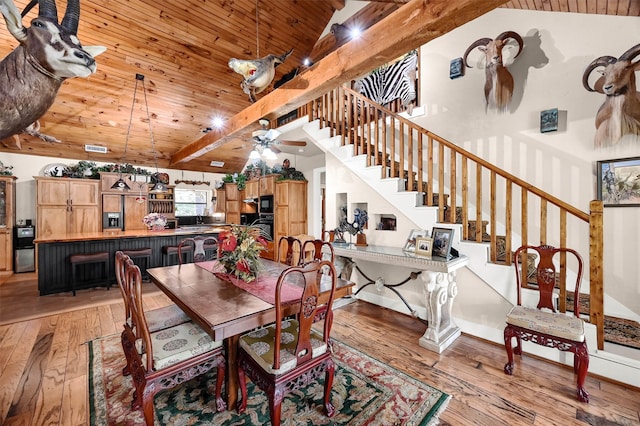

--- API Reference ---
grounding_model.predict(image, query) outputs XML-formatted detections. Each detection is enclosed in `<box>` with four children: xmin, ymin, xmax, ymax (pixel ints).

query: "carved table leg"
<box><xmin>419</xmin><ymin>271</ymin><xmax>461</xmax><ymax>353</ymax></box>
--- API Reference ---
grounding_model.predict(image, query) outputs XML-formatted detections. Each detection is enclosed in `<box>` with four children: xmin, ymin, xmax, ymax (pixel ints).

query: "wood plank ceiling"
<box><xmin>0</xmin><ymin>0</ymin><xmax>637</xmax><ymax>174</ymax></box>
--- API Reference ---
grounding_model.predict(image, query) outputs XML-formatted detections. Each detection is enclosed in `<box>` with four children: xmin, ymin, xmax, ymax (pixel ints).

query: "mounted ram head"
<box><xmin>0</xmin><ymin>0</ymin><xmax>105</xmax><ymax>143</ymax></box>
<box><xmin>463</xmin><ymin>31</ymin><xmax>523</xmax><ymax>112</ymax></box>
<box><xmin>583</xmin><ymin>43</ymin><xmax>640</xmax><ymax>148</ymax></box>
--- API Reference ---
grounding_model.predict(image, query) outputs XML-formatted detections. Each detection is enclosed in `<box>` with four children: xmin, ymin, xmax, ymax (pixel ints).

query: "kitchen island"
<box><xmin>35</xmin><ymin>226</ymin><xmax>230</xmax><ymax>295</ymax></box>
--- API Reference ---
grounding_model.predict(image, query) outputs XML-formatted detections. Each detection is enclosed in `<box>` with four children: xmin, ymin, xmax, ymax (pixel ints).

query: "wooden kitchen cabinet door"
<box><xmin>69</xmin><ymin>206</ymin><xmax>100</xmax><ymax>233</ymax></box>
<box><xmin>124</xmin><ymin>196</ymin><xmax>147</xmax><ymax>230</ymax></box>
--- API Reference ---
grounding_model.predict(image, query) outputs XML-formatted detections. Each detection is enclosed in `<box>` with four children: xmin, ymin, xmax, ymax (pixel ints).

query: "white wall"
<box><xmin>413</xmin><ymin>9</ymin><xmax>640</xmax><ymax>315</ymax></box>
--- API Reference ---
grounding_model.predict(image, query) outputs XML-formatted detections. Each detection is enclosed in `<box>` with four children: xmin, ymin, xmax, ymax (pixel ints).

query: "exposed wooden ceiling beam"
<box><xmin>170</xmin><ymin>0</ymin><xmax>510</xmax><ymax>166</ymax></box>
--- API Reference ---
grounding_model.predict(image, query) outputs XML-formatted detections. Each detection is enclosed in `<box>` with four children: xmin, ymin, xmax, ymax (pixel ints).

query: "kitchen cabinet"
<box><xmin>245</xmin><ymin>179</ymin><xmax>259</xmax><ymax>199</ymax></box>
<box><xmin>124</xmin><ymin>195</ymin><xmax>148</xmax><ymax>230</ymax></box>
<box><xmin>225</xmin><ymin>183</ymin><xmax>240</xmax><ymax>224</ymax></box>
<box><xmin>0</xmin><ymin>176</ymin><xmax>16</xmax><ymax>271</ymax></box>
<box><xmin>259</xmin><ymin>175</ymin><xmax>276</xmax><ymax>196</ymax></box>
<box><xmin>148</xmin><ymin>185</ymin><xmax>175</xmax><ymax>218</ymax></box>
<box><xmin>36</xmin><ymin>177</ymin><xmax>100</xmax><ymax>238</ymax></box>
<box><xmin>274</xmin><ymin>180</ymin><xmax>307</xmax><ymax>243</ymax></box>
<box><xmin>214</xmin><ymin>188</ymin><xmax>226</xmax><ymax>213</ymax></box>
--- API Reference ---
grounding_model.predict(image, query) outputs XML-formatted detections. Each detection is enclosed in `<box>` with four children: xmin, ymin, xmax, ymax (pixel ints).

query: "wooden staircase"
<box><xmin>294</xmin><ymin>86</ymin><xmax>607</xmax><ymax>350</ymax></box>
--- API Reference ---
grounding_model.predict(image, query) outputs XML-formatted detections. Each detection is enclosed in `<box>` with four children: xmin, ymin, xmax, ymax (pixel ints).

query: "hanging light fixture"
<box><xmin>249</xmin><ymin>148</ymin><xmax>261</xmax><ymax>159</ymax></box>
<box><xmin>110</xmin><ymin>75</ymin><xmax>140</xmax><ymax>191</ymax></box>
<box><xmin>135</xmin><ymin>73</ymin><xmax>167</xmax><ymax>193</ymax></box>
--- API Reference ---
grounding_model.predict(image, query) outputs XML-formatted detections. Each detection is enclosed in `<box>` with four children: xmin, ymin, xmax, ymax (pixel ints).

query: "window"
<box><xmin>175</xmin><ymin>189</ymin><xmax>210</xmax><ymax>216</ymax></box>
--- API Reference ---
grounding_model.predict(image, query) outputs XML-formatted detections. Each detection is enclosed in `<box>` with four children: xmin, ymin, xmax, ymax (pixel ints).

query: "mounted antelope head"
<box><xmin>0</xmin><ymin>0</ymin><xmax>105</xmax><ymax>143</ymax></box>
<box><xmin>582</xmin><ymin>43</ymin><xmax>640</xmax><ymax>147</ymax></box>
<box><xmin>463</xmin><ymin>31</ymin><xmax>523</xmax><ymax>112</ymax></box>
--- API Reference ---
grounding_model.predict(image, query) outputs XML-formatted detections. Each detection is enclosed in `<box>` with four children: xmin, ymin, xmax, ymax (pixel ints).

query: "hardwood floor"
<box><xmin>0</xmin><ymin>276</ymin><xmax>638</xmax><ymax>425</ymax></box>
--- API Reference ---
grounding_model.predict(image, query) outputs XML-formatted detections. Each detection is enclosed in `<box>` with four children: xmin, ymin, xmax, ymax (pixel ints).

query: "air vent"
<box><xmin>84</xmin><ymin>144</ymin><xmax>108</xmax><ymax>154</ymax></box>
<box><xmin>210</xmin><ymin>161</ymin><xmax>225</xmax><ymax>167</ymax></box>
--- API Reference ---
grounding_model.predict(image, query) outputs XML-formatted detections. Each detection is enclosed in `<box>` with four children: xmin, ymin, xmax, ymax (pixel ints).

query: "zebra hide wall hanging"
<box><xmin>354</xmin><ymin>50</ymin><xmax>418</xmax><ymax>115</ymax></box>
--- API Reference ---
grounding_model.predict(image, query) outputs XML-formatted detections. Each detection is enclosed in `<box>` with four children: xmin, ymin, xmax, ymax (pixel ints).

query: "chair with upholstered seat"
<box><xmin>504</xmin><ymin>244</ymin><xmax>589</xmax><ymax>403</ymax></box>
<box><xmin>276</xmin><ymin>235</ymin><xmax>302</xmax><ymax>266</ymax></box>
<box><xmin>237</xmin><ymin>260</ymin><xmax>338</xmax><ymax>425</ymax></box>
<box><xmin>121</xmin><ymin>259</ymin><xmax>226</xmax><ymax>425</ymax></box>
<box><xmin>115</xmin><ymin>251</ymin><xmax>191</xmax><ymax>376</ymax></box>
<box><xmin>177</xmin><ymin>236</ymin><xmax>219</xmax><ymax>264</ymax></box>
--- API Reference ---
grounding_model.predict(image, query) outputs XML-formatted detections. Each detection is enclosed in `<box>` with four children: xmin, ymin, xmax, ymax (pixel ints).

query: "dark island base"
<box><xmin>38</xmin><ymin>232</ymin><xmax>221</xmax><ymax>295</ymax></box>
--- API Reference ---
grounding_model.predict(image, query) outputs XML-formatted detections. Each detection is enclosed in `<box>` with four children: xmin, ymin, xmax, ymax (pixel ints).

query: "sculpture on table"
<box><xmin>338</xmin><ymin>207</ymin><xmax>368</xmax><ymax>246</ymax></box>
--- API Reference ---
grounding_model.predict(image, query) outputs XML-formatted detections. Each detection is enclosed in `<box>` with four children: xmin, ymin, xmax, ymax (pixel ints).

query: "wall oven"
<box><xmin>259</xmin><ymin>195</ymin><xmax>274</xmax><ymax>214</ymax></box>
<box><xmin>253</xmin><ymin>215</ymin><xmax>274</xmax><ymax>241</ymax></box>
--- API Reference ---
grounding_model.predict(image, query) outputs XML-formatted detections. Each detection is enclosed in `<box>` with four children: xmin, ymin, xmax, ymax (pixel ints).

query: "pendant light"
<box><xmin>110</xmin><ymin>75</ymin><xmax>140</xmax><ymax>191</ymax></box>
<box><xmin>136</xmin><ymin>73</ymin><xmax>167</xmax><ymax>193</ymax></box>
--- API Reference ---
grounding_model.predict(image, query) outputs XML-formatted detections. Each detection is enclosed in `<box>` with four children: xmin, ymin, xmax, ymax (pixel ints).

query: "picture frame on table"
<box><xmin>415</xmin><ymin>237</ymin><xmax>433</xmax><ymax>258</ymax></box>
<box><xmin>596</xmin><ymin>156</ymin><xmax>640</xmax><ymax>207</ymax></box>
<box><xmin>403</xmin><ymin>229</ymin><xmax>428</xmax><ymax>252</ymax></box>
<box><xmin>431</xmin><ymin>227</ymin><xmax>454</xmax><ymax>260</ymax></box>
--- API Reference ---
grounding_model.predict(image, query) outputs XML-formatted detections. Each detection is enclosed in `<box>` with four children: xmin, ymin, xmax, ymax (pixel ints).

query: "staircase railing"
<box><xmin>297</xmin><ymin>85</ymin><xmax>605</xmax><ymax>350</ymax></box>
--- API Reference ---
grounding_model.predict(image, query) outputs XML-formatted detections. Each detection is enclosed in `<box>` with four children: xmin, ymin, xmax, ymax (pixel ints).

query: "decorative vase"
<box><xmin>151</xmin><ymin>224</ymin><xmax>165</xmax><ymax>231</ymax></box>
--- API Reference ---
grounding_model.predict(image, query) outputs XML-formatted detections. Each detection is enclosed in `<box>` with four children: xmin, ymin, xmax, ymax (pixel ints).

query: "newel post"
<box><xmin>589</xmin><ymin>200</ymin><xmax>604</xmax><ymax>350</ymax></box>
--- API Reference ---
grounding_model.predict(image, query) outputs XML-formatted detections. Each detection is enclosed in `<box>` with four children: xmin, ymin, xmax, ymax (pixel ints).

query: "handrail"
<box><xmin>296</xmin><ymin>85</ymin><xmax>605</xmax><ymax>349</ymax></box>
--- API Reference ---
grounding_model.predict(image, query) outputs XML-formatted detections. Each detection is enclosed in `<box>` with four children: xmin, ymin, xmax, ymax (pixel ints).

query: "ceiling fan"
<box><xmin>251</xmin><ymin>119</ymin><xmax>307</xmax><ymax>155</ymax></box>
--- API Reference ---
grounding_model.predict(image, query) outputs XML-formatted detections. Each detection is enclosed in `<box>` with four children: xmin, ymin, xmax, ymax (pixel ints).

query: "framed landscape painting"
<box><xmin>597</xmin><ymin>157</ymin><xmax>640</xmax><ymax>207</ymax></box>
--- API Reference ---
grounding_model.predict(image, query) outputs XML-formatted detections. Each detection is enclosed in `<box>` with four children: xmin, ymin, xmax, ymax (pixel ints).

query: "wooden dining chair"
<box><xmin>301</xmin><ymin>239</ymin><xmax>335</xmax><ymax>264</ymax></box>
<box><xmin>504</xmin><ymin>244</ymin><xmax>589</xmax><ymax>403</ymax></box>
<box><xmin>115</xmin><ymin>251</ymin><xmax>190</xmax><ymax>375</ymax></box>
<box><xmin>121</xmin><ymin>260</ymin><xmax>227</xmax><ymax>425</ymax></box>
<box><xmin>237</xmin><ymin>260</ymin><xmax>338</xmax><ymax>425</ymax></box>
<box><xmin>276</xmin><ymin>235</ymin><xmax>302</xmax><ymax>266</ymax></box>
<box><xmin>177</xmin><ymin>236</ymin><xmax>219</xmax><ymax>264</ymax></box>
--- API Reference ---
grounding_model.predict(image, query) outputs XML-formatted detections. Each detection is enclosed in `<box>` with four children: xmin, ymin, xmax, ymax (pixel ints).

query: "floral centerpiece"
<box><xmin>143</xmin><ymin>213</ymin><xmax>167</xmax><ymax>230</ymax></box>
<box><xmin>218</xmin><ymin>226</ymin><xmax>267</xmax><ymax>282</ymax></box>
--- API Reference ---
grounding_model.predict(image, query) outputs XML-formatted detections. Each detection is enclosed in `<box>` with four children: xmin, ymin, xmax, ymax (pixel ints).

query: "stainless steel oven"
<box><xmin>253</xmin><ymin>215</ymin><xmax>274</xmax><ymax>241</ymax></box>
<box><xmin>259</xmin><ymin>195</ymin><xmax>274</xmax><ymax>214</ymax></box>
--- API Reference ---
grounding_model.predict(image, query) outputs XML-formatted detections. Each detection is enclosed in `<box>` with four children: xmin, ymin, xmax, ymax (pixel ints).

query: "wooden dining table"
<box><xmin>146</xmin><ymin>259</ymin><xmax>354</xmax><ymax>409</ymax></box>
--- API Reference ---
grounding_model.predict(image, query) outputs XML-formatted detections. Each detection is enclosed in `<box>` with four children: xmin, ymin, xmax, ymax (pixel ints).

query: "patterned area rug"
<box><xmin>88</xmin><ymin>334</ymin><xmax>450</xmax><ymax>425</ymax></box>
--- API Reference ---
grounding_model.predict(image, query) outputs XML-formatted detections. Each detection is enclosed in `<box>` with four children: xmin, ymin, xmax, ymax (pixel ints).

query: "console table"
<box><xmin>333</xmin><ymin>244</ymin><xmax>468</xmax><ymax>353</ymax></box>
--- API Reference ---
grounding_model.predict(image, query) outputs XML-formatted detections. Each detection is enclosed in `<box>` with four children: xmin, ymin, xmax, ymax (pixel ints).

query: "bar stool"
<box><xmin>121</xmin><ymin>247</ymin><xmax>153</xmax><ymax>280</ymax></box>
<box><xmin>69</xmin><ymin>251</ymin><xmax>110</xmax><ymax>296</ymax></box>
<box><xmin>162</xmin><ymin>244</ymin><xmax>193</xmax><ymax>266</ymax></box>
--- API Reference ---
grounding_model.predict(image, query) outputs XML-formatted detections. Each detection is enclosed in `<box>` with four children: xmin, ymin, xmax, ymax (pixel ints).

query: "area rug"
<box><xmin>88</xmin><ymin>334</ymin><xmax>450</xmax><ymax>425</ymax></box>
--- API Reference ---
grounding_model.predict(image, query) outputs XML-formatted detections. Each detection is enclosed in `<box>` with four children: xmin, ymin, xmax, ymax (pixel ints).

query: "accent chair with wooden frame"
<box><xmin>276</xmin><ymin>235</ymin><xmax>302</xmax><ymax>266</ymax></box>
<box><xmin>237</xmin><ymin>260</ymin><xmax>338</xmax><ymax>425</ymax></box>
<box><xmin>177</xmin><ymin>235</ymin><xmax>219</xmax><ymax>264</ymax></box>
<box><xmin>121</xmin><ymin>260</ymin><xmax>227</xmax><ymax>425</ymax></box>
<box><xmin>114</xmin><ymin>251</ymin><xmax>190</xmax><ymax>375</ymax></box>
<box><xmin>301</xmin><ymin>238</ymin><xmax>335</xmax><ymax>264</ymax></box>
<box><xmin>504</xmin><ymin>244</ymin><xmax>589</xmax><ymax>403</ymax></box>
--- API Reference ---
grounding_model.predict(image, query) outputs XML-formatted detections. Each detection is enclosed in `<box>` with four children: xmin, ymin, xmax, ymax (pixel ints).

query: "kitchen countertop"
<box><xmin>34</xmin><ymin>225</ymin><xmax>232</xmax><ymax>243</ymax></box>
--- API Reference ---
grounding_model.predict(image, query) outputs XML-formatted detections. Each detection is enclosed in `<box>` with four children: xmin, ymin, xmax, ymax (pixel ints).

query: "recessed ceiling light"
<box><xmin>210</xmin><ymin>161</ymin><xmax>225</xmax><ymax>167</ymax></box>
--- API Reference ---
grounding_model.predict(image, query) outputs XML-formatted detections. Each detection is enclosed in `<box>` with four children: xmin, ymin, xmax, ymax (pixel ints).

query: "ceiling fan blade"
<box><xmin>270</xmin><ymin>145</ymin><xmax>282</xmax><ymax>154</ymax></box>
<box><xmin>263</xmin><ymin>129</ymin><xmax>281</xmax><ymax>141</ymax></box>
<box><xmin>277</xmin><ymin>140</ymin><xmax>307</xmax><ymax>146</ymax></box>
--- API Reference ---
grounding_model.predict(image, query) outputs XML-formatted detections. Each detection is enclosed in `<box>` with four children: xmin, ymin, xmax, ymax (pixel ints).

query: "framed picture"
<box><xmin>449</xmin><ymin>57</ymin><xmax>464</xmax><ymax>79</ymax></box>
<box><xmin>597</xmin><ymin>157</ymin><xmax>640</xmax><ymax>207</ymax></box>
<box><xmin>540</xmin><ymin>108</ymin><xmax>558</xmax><ymax>133</ymax></box>
<box><xmin>403</xmin><ymin>229</ymin><xmax>428</xmax><ymax>252</ymax></box>
<box><xmin>415</xmin><ymin>237</ymin><xmax>433</xmax><ymax>258</ymax></box>
<box><xmin>431</xmin><ymin>227</ymin><xmax>454</xmax><ymax>260</ymax></box>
